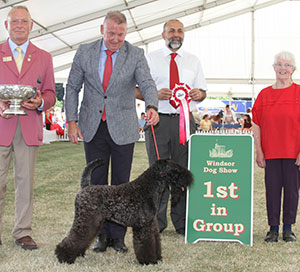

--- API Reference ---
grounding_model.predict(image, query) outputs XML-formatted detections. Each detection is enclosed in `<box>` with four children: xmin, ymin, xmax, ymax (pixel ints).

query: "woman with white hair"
<box><xmin>252</xmin><ymin>51</ymin><xmax>300</xmax><ymax>243</ymax></box>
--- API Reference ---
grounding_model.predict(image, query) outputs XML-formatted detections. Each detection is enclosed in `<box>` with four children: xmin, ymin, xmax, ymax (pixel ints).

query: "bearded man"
<box><xmin>137</xmin><ymin>19</ymin><xmax>207</xmax><ymax>235</ymax></box>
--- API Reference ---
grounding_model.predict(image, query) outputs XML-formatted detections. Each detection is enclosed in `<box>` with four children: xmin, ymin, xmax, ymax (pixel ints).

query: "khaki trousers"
<box><xmin>0</xmin><ymin>119</ymin><xmax>38</xmax><ymax>239</ymax></box>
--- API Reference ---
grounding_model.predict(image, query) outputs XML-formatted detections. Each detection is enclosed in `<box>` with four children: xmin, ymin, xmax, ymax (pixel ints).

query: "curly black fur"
<box><xmin>55</xmin><ymin>159</ymin><xmax>193</xmax><ymax>265</ymax></box>
<box><xmin>80</xmin><ymin>158</ymin><xmax>105</xmax><ymax>188</ymax></box>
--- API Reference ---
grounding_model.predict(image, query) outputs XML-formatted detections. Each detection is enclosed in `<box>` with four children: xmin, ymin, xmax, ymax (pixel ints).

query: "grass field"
<box><xmin>0</xmin><ymin>141</ymin><xmax>299</xmax><ymax>272</ymax></box>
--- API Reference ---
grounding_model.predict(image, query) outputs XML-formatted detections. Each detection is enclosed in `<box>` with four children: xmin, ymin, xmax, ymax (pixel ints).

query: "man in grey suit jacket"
<box><xmin>65</xmin><ymin>11</ymin><xmax>159</xmax><ymax>254</ymax></box>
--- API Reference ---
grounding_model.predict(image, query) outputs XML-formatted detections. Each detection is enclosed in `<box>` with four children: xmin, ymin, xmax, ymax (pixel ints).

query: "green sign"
<box><xmin>186</xmin><ymin>134</ymin><xmax>253</xmax><ymax>246</ymax></box>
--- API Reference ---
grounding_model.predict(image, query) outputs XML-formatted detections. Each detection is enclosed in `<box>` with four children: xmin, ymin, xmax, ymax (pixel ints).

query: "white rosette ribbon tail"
<box><xmin>169</xmin><ymin>83</ymin><xmax>191</xmax><ymax>145</ymax></box>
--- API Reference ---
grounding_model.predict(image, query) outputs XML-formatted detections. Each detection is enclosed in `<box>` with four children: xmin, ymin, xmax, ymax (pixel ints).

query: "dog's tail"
<box><xmin>80</xmin><ymin>158</ymin><xmax>105</xmax><ymax>188</ymax></box>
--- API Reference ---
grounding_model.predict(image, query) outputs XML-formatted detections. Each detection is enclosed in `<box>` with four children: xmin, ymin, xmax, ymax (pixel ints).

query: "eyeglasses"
<box><xmin>274</xmin><ymin>62</ymin><xmax>294</xmax><ymax>69</ymax></box>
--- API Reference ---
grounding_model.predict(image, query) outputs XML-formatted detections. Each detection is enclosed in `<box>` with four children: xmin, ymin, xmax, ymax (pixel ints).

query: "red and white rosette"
<box><xmin>169</xmin><ymin>83</ymin><xmax>191</xmax><ymax>145</ymax></box>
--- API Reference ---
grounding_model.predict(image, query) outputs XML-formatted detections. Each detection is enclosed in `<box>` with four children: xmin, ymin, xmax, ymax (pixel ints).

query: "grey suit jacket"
<box><xmin>65</xmin><ymin>39</ymin><xmax>158</xmax><ymax>145</ymax></box>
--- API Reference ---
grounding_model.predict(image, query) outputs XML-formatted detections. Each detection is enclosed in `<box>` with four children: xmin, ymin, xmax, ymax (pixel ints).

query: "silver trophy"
<box><xmin>0</xmin><ymin>84</ymin><xmax>37</xmax><ymax>115</ymax></box>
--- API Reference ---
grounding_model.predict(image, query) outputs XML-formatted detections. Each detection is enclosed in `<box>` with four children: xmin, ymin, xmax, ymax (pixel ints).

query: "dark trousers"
<box><xmin>145</xmin><ymin>113</ymin><xmax>195</xmax><ymax>232</ymax></box>
<box><xmin>45</xmin><ymin>123</ymin><xmax>51</xmax><ymax>130</ymax></box>
<box><xmin>265</xmin><ymin>159</ymin><xmax>300</xmax><ymax>226</ymax></box>
<box><xmin>84</xmin><ymin>121</ymin><xmax>135</xmax><ymax>239</ymax></box>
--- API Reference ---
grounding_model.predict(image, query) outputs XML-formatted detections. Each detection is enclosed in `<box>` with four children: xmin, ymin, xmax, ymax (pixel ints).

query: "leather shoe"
<box><xmin>93</xmin><ymin>234</ymin><xmax>111</xmax><ymax>252</ymax></box>
<box><xmin>112</xmin><ymin>238</ymin><xmax>128</xmax><ymax>253</ymax></box>
<box><xmin>283</xmin><ymin>230</ymin><xmax>296</xmax><ymax>242</ymax></box>
<box><xmin>15</xmin><ymin>236</ymin><xmax>38</xmax><ymax>250</ymax></box>
<box><xmin>264</xmin><ymin>230</ymin><xmax>278</xmax><ymax>242</ymax></box>
<box><xmin>176</xmin><ymin>229</ymin><xmax>185</xmax><ymax>236</ymax></box>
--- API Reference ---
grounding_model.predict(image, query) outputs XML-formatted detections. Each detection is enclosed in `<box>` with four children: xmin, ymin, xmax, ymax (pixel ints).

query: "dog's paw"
<box><xmin>139</xmin><ymin>261</ymin><xmax>157</xmax><ymax>265</ymax></box>
<box><xmin>138</xmin><ymin>258</ymin><xmax>160</xmax><ymax>265</ymax></box>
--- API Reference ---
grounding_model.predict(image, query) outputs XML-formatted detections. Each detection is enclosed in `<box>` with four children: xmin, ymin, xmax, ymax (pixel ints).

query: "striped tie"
<box><xmin>15</xmin><ymin>47</ymin><xmax>23</xmax><ymax>73</ymax></box>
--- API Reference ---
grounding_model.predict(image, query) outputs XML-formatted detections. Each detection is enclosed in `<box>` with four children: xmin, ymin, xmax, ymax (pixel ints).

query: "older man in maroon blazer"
<box><xmin>0</xmin><ymin>6</ymin><xmax>56</xmax><ymax>250</ymax></box>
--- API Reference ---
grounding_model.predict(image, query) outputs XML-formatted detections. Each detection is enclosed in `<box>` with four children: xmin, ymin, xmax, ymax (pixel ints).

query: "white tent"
<box><xmin>1</xmin><ymin>0</ymin><xmax>299</xmax><ymax>98</ymax></box>
<box><xmin>197</xmin><ymin>99</ymin><xmax>226</xmax><ymax>111</ymax></box>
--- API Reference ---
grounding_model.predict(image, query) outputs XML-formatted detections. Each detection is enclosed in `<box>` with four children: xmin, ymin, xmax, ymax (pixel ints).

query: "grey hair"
<box><xmin>273</xmin><ymin>51</ymin><xmax>296</xmax><ymax>69</ymax></box>
<box><xmin>163</xmin><ymin>19</ymin><xmax>183</xmax><ymax>32</ymax></box>
<box><xmin>104</xmin><ymin>11</ymin><xmax>127</xmax><ymax>24</ymax></box>
<box><xmin>8</xmin><ymin>5</ymin><xmax>31</xmax><ymax>19</ymax></box>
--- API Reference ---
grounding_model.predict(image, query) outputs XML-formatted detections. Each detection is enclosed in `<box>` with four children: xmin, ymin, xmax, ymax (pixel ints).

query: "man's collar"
<box><xmin>8</xmin><ymin>38</ymin><xmax>29</xmax><ymax>52</ymax></box>
<box><xmin>163</xmin><ymin>46</ymin><xmax>183</xmax><ymax>57</ymax></box>
<box><xmin>100</xmin><ymin>40</ymin><xmax>120</xmax><ymax>53</ymax></box>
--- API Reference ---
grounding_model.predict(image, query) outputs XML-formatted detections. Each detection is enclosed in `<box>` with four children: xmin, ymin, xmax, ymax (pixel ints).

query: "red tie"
<box><xmin>102</xmin><ymin>50</ymin><xmax>114</xmax><ymax>121</ymax></box>
<box><xmin>170</xmin><ymin>53</ymin><xmax>179</xmax><ymax>90</ymax></box>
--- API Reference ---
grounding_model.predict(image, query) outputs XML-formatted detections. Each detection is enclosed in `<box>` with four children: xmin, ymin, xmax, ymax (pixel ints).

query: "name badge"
<box><xmin>3</xmin><ymin>56</ymin><xmax>12</xmax><ymax>62</ymax></box>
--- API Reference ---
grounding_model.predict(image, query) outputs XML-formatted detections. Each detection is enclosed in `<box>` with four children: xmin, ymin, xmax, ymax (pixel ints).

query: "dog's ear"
<box><xmin>150</xmin><ymin>159</ymin><xmax>169</xmax><ymax>177</ymax></box>
<box><xmin>166</xmin><ymin>161</ymin><xmax>194</xmax><ymax>188</ymax></box>
<box><xmin>151</xmin><ymin>159</ymin><xmax>194</xmax><ymax>188</ymax></box>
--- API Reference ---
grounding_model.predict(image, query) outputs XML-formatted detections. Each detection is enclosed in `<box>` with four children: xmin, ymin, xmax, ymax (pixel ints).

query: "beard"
<box><xmin>166</xmin><ymin>36</ymin><xmax>183</xmax><ymax>50</ymax></box>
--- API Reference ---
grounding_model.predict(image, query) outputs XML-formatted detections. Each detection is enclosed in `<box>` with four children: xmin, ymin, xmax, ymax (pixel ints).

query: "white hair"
<box><xmin>273</xmin><ymin>51</ymin><xmax>296</xmax><ymax>69</ymax></box>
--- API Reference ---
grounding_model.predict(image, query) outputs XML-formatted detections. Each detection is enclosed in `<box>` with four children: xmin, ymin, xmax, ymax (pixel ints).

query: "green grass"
<box><xmin>0</xmin><ymin>141</ymin><xmax>299</xmax><ymax>272</ymax></box>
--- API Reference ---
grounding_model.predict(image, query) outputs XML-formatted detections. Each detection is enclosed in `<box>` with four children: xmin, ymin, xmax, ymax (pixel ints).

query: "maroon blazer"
<box><xmin>0</xmin><ymin>40</ymin><xmax>56</xmax><ymax>146</ymax></box>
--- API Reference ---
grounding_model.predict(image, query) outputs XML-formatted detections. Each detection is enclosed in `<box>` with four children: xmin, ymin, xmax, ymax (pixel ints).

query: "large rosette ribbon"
<box><xmin>169</xmin><ymin>83</ymin><xmax>191</xmax><ymax>145</ymax></box>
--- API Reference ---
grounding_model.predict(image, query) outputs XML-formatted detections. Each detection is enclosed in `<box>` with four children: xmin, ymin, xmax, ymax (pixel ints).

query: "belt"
<box><xmin>159</xmin><ymin>112</ymin><xmax>180</xmax><ymax>117</ymax></box>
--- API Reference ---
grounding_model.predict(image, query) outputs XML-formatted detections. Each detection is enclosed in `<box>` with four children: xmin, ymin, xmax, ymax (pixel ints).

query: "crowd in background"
<box><xmin>192</xmin><ymin>104</ymin><xmax>253</xmax><ymax>132</ymax></box>
<box><xmin>44</xmin><ymin>103</ymin><xmax>253</xmax><ymax>140</ymax></box>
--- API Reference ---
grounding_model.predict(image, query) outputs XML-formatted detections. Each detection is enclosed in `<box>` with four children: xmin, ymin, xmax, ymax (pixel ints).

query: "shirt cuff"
<box><xmin>37</xmin><ymin>99</ymin><xmax>44</xmax><ymax>111</ymax></box>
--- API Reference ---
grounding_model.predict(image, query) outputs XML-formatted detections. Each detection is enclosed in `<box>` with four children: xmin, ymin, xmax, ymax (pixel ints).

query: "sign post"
<box><xmin>186</xmin><ymin>134</ymin><xmax>253</xmax><ymax>245</ymax></box>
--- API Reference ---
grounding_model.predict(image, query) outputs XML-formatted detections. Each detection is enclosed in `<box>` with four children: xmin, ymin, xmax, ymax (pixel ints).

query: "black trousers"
<box><xmin>265</xmin><ymin>159</ymin><xmax>300</xmax><ymax>226</ymax></box>
<box><xmin>45</xmin><ymin>123</ymin><xmax>51</xmax><ymax>130</ymax></box>
<box><xmin>145</xmin><ymin>113</ymin><xmax>196</xmax><ymax>232</ymax></box>
<box><xmin>84</xmin><ymin>121</ymin><xmax>135</xmax><ymax>239</ymax></box>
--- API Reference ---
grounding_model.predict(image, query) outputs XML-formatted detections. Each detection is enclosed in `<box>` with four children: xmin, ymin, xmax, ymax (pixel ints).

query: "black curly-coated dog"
<box><xmin>55</xmin><ymin>159</ymin><xmax>193</xmax><ymax>265</ymax></box>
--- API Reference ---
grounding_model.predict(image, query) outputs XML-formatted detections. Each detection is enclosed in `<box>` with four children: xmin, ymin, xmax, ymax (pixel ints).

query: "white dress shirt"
<box><xmin>8</xmin><ymin>38</ymin><xmax>29</xmax><ymax>60</ymax></box>
<box><xmin>147</xmin><ymin>47</ymin><xmax>207</xmax><ymax>114</ymax></box>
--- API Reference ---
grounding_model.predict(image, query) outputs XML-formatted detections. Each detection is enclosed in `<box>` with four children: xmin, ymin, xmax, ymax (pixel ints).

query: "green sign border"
<box><xmin>186</xmin><ymin>134</ymin><xmax>254</xmax><ymax>246</ymax></box>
